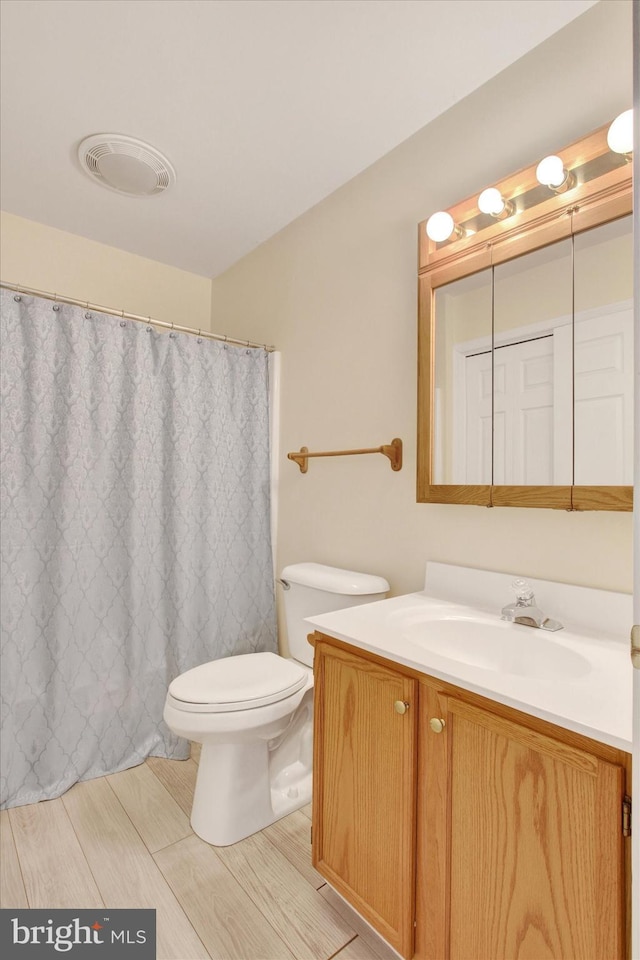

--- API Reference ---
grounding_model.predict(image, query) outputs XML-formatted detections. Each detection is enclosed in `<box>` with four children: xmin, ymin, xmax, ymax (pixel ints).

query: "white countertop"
<box><xmin>306</xmin><ymin>564</ymin><xmax>634</xmax><ymax>753</ymax></box>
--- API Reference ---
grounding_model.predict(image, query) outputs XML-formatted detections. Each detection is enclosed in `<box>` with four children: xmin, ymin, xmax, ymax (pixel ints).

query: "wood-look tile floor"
<box><xmin>0</xmin><ymin>744</ymin><xmax>399</xmax><ymax>960</ymax></box>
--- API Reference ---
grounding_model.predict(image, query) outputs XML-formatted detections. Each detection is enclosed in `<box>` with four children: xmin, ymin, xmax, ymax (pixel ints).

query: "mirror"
<box><xmin>573</xmin><ymin>216</ymin><xmax>633</xmax><ymax>486</ymax></box>
<box><xmin>433</xmin><ymin>268</ymin><xmax>493</xmax><ymax>485</ymax></box>
<box><xmin>493</xmin><ymin>237</ymin><xmax>574</xmax><ymax>487</ymax></box>
<box><xmin>418</xmin><ymin>120</ymin><xmax>633</xmax><ymax>510</ymax></box>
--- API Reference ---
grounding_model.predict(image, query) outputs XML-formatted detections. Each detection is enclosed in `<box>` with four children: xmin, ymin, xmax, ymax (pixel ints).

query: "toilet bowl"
<box><xmin>163</xmin><ymin>563</ymin><xmax>389</xmax><ymax>846</ymax></box>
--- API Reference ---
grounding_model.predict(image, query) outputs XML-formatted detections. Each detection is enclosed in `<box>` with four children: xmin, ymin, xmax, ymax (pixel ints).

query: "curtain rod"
<box><xmin>1</xmin><ymin>281</ymin><xmax>275</xmax><ymax>352</ymax></box>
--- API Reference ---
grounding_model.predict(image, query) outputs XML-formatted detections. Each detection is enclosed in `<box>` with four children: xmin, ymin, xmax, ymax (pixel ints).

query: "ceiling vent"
<box><xmin>77</xmin><ymin>134</ymin><xmax>176</xmax><ymax>197</ymax></box>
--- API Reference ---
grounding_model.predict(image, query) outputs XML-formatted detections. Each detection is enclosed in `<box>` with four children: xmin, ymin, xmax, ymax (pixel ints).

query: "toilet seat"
<box><xmin>168</xmin><ymin>652</ymin><xmax>308</xmax><ymax>714</ymax></box>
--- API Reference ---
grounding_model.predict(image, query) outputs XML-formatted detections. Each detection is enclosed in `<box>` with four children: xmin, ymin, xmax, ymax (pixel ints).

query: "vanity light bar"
<box><xmin>424</xmin><ymin>109</ymin><xmax>633</xmax><ymax>248</ymax></box>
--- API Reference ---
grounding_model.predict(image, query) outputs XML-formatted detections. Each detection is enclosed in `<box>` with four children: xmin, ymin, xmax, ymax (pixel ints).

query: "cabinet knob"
<box><xmin>394</xmin><ymin>700</ymin><xmax>410</xmax><ymax>715</ymax></box>
<box><xmin>429</xmin><ymin>717</ymin><xmax>446</xmax><ymax>733</ymax></box>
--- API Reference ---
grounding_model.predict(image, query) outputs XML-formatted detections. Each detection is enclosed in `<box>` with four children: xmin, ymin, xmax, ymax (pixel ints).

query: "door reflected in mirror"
<box><xmin>493</xmin><ymin>238</ymin><xmax>573</xmax><ymax>487</ymax></box>
<box><xmin>573</xmin><ymin>215</ymin><xmax>633</xmax><ymax>485</ymax></box>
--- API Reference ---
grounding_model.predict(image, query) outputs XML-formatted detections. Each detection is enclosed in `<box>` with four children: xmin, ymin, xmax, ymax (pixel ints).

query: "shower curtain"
<box><xmin>0</xmin><ymin>289</ymin><xmax>277</xmax><ymax>809</ymax></box>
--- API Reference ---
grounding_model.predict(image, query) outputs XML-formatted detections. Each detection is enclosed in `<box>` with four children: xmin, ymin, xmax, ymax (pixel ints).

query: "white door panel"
<box><xmin>574</xmin><ymin>310</ymin><xmax>633</xmax><ymax>485</ymax></box>
<box><xmin>457</xmin><ymin>350</ymin><xmax>492</xmax><ymax>484</ymax></box>
<box><xmin>463</xmin><ymin>337</ymin><xmax>556</xmax><ymax>485</ymax></box>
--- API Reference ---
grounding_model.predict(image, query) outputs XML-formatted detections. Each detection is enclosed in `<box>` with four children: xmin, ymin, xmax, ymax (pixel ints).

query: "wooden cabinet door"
<box><xmin>418</xmin><ymin>686</ymin><xmax>627</xmax><ymax>960</ymax></box>
<box><xmin>312</xmin><ymin>640</ymin><xmax>418</xmax><ymax>958</ymax></box>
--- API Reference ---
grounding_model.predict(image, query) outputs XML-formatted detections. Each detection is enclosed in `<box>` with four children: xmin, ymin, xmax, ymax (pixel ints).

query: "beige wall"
<box><xmin>210</xmin><ymin>0</ymin><xmax>634</xmax><ymax>613</ymax></box>
<box><xmin>1</xmin><ymin>211</ymin><xmax>213</xmax><ymax>330</ymax></box>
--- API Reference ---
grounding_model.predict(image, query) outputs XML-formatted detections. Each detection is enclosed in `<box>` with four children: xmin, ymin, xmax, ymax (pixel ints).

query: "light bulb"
<box><xmin>478</xmin><ymin>187</ymin><xmax>514</xmax><ymax>219</ymax></box>
<box><xmin>535</xmin><ymin>154</ymin><xmax>575</xmax><ymax>193</ymax></box>
<box><xmin>426</xmin><ymin>211</ymin><xmax>456</xmax><ymax>242</ymax></box>
<box><xmin>536</xmin><ymin>155</ymin><xmax>566</xmax><ymax>188</ymax></box>
<box><xmin>478</xmin><ymin>188</ymin><xmax>504</xmax><ymax>216</ymax></box>
<box><xmin>607</xmin><ymin>109</ymin><xmax>633</xmax><ymax>155</ymax></box>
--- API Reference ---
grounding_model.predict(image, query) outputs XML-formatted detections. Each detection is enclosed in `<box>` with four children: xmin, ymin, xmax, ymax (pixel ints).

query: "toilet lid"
<box><xmin>168</xmin><ymin>652</ymin><xmax>308</xmax><ymax>712</ymax></box>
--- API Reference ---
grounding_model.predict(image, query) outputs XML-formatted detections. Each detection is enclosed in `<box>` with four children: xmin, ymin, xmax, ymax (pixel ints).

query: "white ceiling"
<box><xmin>0</xmin><ymin>0</ymin><xmax>597</xmax><ymax>279</ymax></box>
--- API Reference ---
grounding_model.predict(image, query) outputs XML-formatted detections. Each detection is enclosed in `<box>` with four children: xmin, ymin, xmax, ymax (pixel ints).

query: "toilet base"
<box><xmin>190</xmin><ymin>738</ymin><xmax>312</xmax><ymax>847</ymax></box>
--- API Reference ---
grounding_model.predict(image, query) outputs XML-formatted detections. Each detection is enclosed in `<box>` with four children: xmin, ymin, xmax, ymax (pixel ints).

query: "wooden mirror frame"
<box><xmin>417</xmin><ymin>121</ymin><xmax>633</xmax><ymax>510</ymax></box>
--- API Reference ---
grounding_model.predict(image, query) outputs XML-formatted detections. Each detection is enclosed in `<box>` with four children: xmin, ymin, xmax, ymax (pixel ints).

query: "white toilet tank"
<box><xmin>280</xmin><ymin>562</ymin><xmax>389</xmax><ymax>667</ymax></box>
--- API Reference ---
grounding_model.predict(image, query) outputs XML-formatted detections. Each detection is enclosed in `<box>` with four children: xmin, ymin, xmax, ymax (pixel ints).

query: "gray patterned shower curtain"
<box><xmin>0</xmin><ymin>289</ymin><xmax>277</xmax><ymax>808</ymax></box>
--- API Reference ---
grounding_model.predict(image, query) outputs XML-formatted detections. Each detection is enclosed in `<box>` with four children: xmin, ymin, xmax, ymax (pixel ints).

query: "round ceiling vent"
<box><xmin>77</xmin><ymin>134</ymin><xmax>176</xmax><ymax>197</ymax></box>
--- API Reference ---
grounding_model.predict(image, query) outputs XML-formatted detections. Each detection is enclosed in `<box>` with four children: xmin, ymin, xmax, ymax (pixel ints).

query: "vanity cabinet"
<box><xmin>311</xmin><ymin>639</ymin><xmax>418</xmax><ymax>957</ymax></box>
<box><xmin>311</xmin><ymin>633</ymin><xmax>631</xmax><ymax>960</ymax></box>
<box><xmin>417</xmin><ymin>683</ymin><xmax>628</xmax><ymax>960</ymax></box>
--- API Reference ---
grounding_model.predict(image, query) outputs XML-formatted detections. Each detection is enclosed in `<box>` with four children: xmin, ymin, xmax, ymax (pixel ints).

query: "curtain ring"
<box><xmin>146</xmin><ymin>316</ymin><xmax>152</xmax><ymax>332</ymax></box>
<box><xmin>169</xmin><ymin>320</ymin><xmax>176</xmax><ymax>339</ymax></box>
<box><xmin>197</xmin><ymin>328</ymin><xmax>203</xmax><ymax>343</ymax></box>
<box><xmin>53</xmin><ymin>292</ymin><xmax>60</xmax><ymax>312</ymax></box>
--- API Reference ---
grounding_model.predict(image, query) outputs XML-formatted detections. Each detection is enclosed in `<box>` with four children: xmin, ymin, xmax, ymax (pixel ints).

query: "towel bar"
<box><xmin>288</xmin><ymin>438</ymin><xmax>402</xmax><ymax>473</ymax></box>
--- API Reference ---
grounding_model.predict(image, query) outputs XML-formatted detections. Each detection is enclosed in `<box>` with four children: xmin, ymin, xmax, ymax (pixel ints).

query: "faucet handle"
<box><xmin>511</xmin><ymin>578</ymin><xmax>534</xmax><ymax>603</ymax></box>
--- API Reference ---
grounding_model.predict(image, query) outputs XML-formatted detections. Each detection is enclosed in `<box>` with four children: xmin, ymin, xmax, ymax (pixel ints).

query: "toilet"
<box><xmin>163</xmin><ymin>562</ymin><xmax>389</xmax><ymax>846</ymax></box>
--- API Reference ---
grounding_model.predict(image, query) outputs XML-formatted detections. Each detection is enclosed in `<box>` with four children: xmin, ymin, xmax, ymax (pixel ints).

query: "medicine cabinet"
<box><xmin>417</xmin><ymin>121</ymin><xmax>633</xmax><ymax>510</ymax></box>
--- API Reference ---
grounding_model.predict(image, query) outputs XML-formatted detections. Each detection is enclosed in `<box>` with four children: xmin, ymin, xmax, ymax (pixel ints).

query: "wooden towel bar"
<box><xmin>287</xmin><ymin>438</ymin><xmax>402</xmax><ymax>473</ymax></box>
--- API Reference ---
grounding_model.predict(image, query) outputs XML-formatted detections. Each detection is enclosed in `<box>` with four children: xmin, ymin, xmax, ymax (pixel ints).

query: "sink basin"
<box><xmin>401</xmin><ymin>616</ymin><xmax>591</xmax><ymax>680</ymax></box>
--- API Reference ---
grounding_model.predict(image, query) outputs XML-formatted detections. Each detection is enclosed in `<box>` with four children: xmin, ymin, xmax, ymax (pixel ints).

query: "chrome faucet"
<box><xmin>501</xmin><ymin>579</ymin><xmax>563</xmax><ymax>632</ymax></box>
